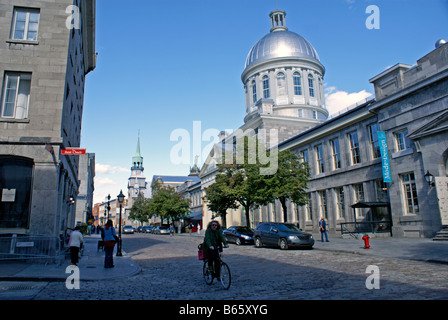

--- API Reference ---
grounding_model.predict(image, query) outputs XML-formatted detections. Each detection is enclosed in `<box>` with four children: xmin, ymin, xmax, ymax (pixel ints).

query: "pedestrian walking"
<box><xmin>319</xmin><ymin>217</ymin><xmax>329</xmax><ymax>242</ymax></box>
<box><xmin>68</xmin><ymin>226</ymin><xmax>84</xmax><ymax>266</ymax></box>
<box><xmin>169</xmin><ymin>223</ymin><xmax>174</xmax><ymax>236</ymax></box>
<box><xmin>102</xmin><ymin>219</ymin><xmax>117</xmax><ymax>268</ymax></box>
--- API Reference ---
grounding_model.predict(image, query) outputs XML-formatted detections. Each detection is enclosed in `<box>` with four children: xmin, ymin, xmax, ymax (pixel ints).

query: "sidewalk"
<box><xmin>180</xmin><ymin>231</ymin><xmax>448</xmax><ymax>265</ymax></box>
<box><xmin>1</xmin><ymin>233</ymin><xmax>447</xmax><ymax>282</ymax></box>
<box><xmin>0</xmin><ymin>234</ymin><xmax>141</xmax><ymax>282</ymax></box>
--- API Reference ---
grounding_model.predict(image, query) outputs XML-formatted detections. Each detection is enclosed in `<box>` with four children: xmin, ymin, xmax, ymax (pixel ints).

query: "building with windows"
<box><xmin>75</xmin><ymin>153</ymin><xmax>95</xmax><ymax>225</ymax></box>
<box><xmin>0</xmin><ymin>0</ymin><xmax>96</xmax><ymax>236</ymax></box>
<box><xmin>200</xmin><ymin>9</ymin><xmax>448</xmax><ymax>238</ymax></box>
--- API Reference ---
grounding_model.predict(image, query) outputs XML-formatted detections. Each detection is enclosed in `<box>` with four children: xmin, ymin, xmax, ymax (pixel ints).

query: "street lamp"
<box><xmin>424</xmin><ymin>170</ymin><xmax>435</xmax><ymax>187</ymax></box>
<box><xmin>116</xmin><ymin>190</ymin><xmax>125</xmax><ymax>257</ymax></box>
<box><xmin>107</xmin><ymin>194</ymin><xmax>111</xmax><ymax>219</ymax></box>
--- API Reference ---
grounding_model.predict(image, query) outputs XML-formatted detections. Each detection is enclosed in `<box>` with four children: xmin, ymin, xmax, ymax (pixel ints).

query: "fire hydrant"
<box><xmin>362</xmin><ymin>234</ymin><xmax>370</xmax><ymax>249</ymax></box>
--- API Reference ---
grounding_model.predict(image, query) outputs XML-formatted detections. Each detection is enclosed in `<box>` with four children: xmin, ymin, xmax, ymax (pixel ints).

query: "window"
<box><xmin>1</xmin><ymin>72</ymin><xmax>31</xmax><ymax>119</ymax></box>
<box><xmin>348</xmin><ymin>131</ymin><xmax>361</xmax><ymax>164</ymax></box>
<box><xmin>353</xmin><ymin>183</ymin><xmax>364</xmax><ymax>217</ymax></box>
<box><xmin>313</xmin><ymin>110</ymin><xmax>317</xmax><ymax>119</ymax></box>
<box><xmin>262</xmin><ymin>75</ymin><xmax>270</xmax><ymax>98</ymax></box>
<box><xmin>293</xmin><ymin>72</ymin><xmax>302</xmax><ymax>95</ymax></box>
<box><xmin>298</xmin><ymin>109</ymin><xmax>303</xmax><ymax>118</ymax></box>
<box><xmin>335</xmin><ymin>187</ymin><xmax>345</xmax><ymax>219</ymax></box>
<box><xmin>395</xmin><ymin>129</ymin><xmax>411</xmax><ymax>151</ymax></box>
<box><xmin>251</xmin><ymin>80</ymin><xmax>257</xmax><ymax>103</ymax></box>
<box><xmin>319</xmin><ymin>190</ymin><xmax>327</xmax><ymax>219</ymax></box>
<box><xmin>308</xmin><ymin>74</ymin><xmax>315</xmax><ymax>97</ymax></box>
<box><xmin>368</xmin><ymin>123</ymin><xmax>381</xmax><ymax>159</ymax></box>
<box><xmin>401</xmin><ymin>172</ymin><xmax>419</xmax><ymax>214</ymax></box>
<box><xmin>315</xmin><ymin>144</ymin><xmax>325</xmax><ymax>174</ymax></box>
<box><xmin>11</xmin><ymin>8</ymin><xmax>40</xmax><ymax>41</ymax></box>
<box><xmin>375</xmin><ymin>180</ymin><xmax>388</xmax><ymax>202</ymax></box>
<box><xmin>330</xmin><ymin>138</ymin><xmax>341</xmax><ymax>169</ymax></box>
<box><xmin>277</xmin><ymin>72</ymin><xmax>286</xmax><ymax>96</ymax></box>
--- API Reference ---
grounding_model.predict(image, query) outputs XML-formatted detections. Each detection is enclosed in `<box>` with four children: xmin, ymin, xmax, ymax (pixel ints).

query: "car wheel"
<box><xmin>279</xmin><ymin>238</ymin><xmax>288</xmax><ymax>250</ymax></box>
<box><xmin>255</xmin><ymin>237</ymin><xmax>262</xmax><ymax>248</ymax></box>
<box><xmin>235</xmin><ymin>238</ymin><xmax>241</xmax><ymax>246</ymax></box>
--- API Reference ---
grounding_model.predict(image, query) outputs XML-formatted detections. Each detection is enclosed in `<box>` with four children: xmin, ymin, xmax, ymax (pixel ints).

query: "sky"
<box><xmin>81</xmin><ymin>0</ymin><xmax>448</xmax><ymax>204</ymax></box>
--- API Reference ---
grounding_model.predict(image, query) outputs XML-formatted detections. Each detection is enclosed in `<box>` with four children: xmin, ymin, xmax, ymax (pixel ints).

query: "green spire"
<box><xmin>132</xmin><ymin>134</ymin><xmax>143</xmax><ymax>169</ymax></box>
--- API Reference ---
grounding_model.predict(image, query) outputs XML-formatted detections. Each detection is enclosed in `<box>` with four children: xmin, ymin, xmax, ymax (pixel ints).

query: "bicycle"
<box><xmin>203</xmin><ymin>246</ymin><xmax>231</xmax><ymax>290</ymax></box>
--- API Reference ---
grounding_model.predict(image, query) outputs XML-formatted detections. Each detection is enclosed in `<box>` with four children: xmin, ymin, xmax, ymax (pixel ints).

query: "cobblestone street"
<box><xmin>30</xmin><ymin>233</ymin><xmax>448</xmax><ymax>301</ymax></box>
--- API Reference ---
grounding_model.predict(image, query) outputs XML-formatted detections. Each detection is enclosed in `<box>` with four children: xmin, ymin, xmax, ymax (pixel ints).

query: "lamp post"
<box><xmin>424</xmin><ymin>170</ymin><xmax>435</xmax><ymax>187</ymax></box>
<box><xmin>107</xmin><ymin>194</ymin><xmax>111</xmax><ymax>219</ymax></box>
<box><xmin>116</xmin><ymin>190</ymin><xmax>125</xmax><ymax>257</ymax></box>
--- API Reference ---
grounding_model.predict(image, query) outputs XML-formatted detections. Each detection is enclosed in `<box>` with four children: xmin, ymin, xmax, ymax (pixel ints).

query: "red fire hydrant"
<box><xmin>362</xmin><ymin>234</ymin><xmax>370</xmax><ymax>249</ymax></box>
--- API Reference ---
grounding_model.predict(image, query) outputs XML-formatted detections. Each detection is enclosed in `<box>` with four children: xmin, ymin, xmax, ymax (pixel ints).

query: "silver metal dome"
<box><xmin>244</xmin><ymin>30</ymin><xmax>321</xmax><ymax>69</ymax></box>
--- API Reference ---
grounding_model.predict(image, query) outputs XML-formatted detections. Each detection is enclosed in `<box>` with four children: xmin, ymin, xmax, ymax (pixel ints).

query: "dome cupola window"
<box><xmin>308</xmin><ymin>74</ymin><xmax>315</xmax><ymax>97</ymax></box>
<box><xmin>262</xmin><ymin>75</ymin><xmax>270</xmax><ymax>98</ymax></box>
<box><xmin>293</xmin><ymin>72</ymin><xmax>302</xmax><ymax>95</ymax></box>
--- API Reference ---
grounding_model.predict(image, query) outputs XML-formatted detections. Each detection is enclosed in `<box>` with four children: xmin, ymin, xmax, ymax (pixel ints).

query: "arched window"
<box><xmin>262</xmin><ymin>75</ymin><xmax>270</xmax><ymax>98</ymax></box>
<box><xmin>277</xmin><ymin>72</ymin><xmax>286</xmax><ymax>96</ymax></box>
<box><xmin>293</xmin><ymin>72</ymin><xmax>302</xmax><ymax>95</ymax></box>
<box><xmin>251</xmin><ymin>80</ymin><xmax>257</xmax><ymax>103</ymax></box>
<box><xmin>308</xmin><ymin>74</ymin><xmax>315</xmax><ymax>97</ymax></box>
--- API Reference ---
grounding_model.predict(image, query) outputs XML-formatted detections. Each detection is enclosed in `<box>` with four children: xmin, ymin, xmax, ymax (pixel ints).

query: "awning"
<box><xmin>189</xmin><ymin>210</ymin><xmax>203</xmax><ymax>220</ymax></box>
<box><xmin>351</xmin><ymin>202</ymin><xmax>390</xmax><ymax>208</ymax></box>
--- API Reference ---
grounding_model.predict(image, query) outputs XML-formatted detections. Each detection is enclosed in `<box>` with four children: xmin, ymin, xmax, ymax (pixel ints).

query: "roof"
<box><xmin>152</xmin><ymin>175</ymin><xmax>200</xmax><ymax>184</ymax></box>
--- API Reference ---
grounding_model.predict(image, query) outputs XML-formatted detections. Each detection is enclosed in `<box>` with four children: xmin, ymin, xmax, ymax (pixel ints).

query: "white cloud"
<box><xmin>95</xmin><ymin>176</ymin><xmax>117</xmax><ymax>186</ymax></box>
<box><xmin>96</xmin><ymin>163</ymin><xmax>129</xmax><ymax>174</ymax></box>
<box><xmin>325</xmin><ymin>87</ymin><xmax>373</xmax><ymax>116</ymax></box>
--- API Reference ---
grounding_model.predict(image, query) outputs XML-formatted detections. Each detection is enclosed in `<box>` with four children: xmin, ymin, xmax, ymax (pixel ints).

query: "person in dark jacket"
<box><xmin>203</xmin><ymin>220</ymin><xmax>228</xmax><ymax>279</ymax></box>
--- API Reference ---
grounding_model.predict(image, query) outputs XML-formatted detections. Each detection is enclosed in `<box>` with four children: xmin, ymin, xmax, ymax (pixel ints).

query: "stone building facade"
<box><xmin>0</xmin><ymin>0</ymin><xmax>96</xmax><ymax>236</ymax></box>
<box><xmin>199</xmin><ymin>8</ymin><xmax>448</xmax><ymax>238</ymax></box>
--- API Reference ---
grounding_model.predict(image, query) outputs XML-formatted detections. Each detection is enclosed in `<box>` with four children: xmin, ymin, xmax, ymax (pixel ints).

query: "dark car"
<box><xmin>253</xmin><ymin>222</ymin><xmax>314</xmax><ymax>250</ymax></box>
<box><xmin>142</xmin><ymin>226</ymin><xmax>153</xmax><ymax>233</ymax></box>
<box><xmin>223</xmin><ymin>226</ymin><xmax>254</xmax><ymax>245</ymax></box>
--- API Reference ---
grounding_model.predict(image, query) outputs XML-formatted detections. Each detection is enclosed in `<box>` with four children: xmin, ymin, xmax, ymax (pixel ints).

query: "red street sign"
<box><xmin>61</xmin><ymin>148</ymin><xmax>86</xmax><ymax>155</ymax></box>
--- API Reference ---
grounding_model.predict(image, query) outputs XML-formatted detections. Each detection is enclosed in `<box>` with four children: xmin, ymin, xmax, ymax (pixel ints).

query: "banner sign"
<box><xmin>61</xmin><ymin>148</ymin><xmax>86</xmax><ymax>155</ymax></box>
<box><xmin>377</xmin><ymin>131</ymin><xmax>392</xmax><ymax>183</ymax></box>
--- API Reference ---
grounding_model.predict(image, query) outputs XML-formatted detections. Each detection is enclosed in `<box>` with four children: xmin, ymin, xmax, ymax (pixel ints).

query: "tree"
<box><xmin>128</xmin><ymin>194</ymin><xmax>151</xmax><ymax>225</ymax></box>
<box><xmin>265</xmin><ymin>149</ymin><xmax>310</xmax><ymax>222</ymax></box>
<box><xmin>216</xmin><ymin>135</ymin><xmax>272</xmax><ymax>227</ymax></box>
<box><xmin>204</xmin><ymin>173</ymin><xmax>239</xmax><ymax>228</ymax></box>
<box><xmin>148</xmin><ymin>182</ymin><xmax>190</xmax><ymax>224</ymax></box>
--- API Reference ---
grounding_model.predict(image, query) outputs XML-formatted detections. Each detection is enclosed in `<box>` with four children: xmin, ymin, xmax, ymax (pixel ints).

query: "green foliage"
<box><xmin>148</xmin><ymin>182</ymin><xmax>190</xmax><ymax>224</ymax></box>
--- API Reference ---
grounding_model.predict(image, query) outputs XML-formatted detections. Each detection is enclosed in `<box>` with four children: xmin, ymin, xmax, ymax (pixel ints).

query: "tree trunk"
<box><xmin>280</xmin><ymin>197</ymin><xmax>288</xmax><ymax>222</ymax></box>
<box><xmin>220</xmin><ymin>210</ymin><xmax>227</xmax><ymax>229</ymax></box>
<box><xmin>244</xmin><ymin>204</ymin><xmax>251</xmax><ymax>228</ymax></box>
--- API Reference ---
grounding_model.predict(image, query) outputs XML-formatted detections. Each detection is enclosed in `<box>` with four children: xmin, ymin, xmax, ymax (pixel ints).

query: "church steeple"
<box><xmin>132</xmin><ymin>135</ymin><xmax>144</xmax><ymax>170</ymax></box>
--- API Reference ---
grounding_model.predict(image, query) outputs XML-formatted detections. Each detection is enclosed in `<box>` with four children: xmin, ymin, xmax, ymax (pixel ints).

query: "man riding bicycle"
<box><xmin>203</xmin><ymin>220</ymin><xmax>228</xmax><ymax>280</ymax></box>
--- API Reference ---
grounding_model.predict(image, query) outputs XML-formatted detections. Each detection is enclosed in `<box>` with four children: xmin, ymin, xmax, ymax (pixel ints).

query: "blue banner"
<box><xmin>377</xmin><ymin>131</ymin><xmax>392</xmax><ymax>183</ymax></box>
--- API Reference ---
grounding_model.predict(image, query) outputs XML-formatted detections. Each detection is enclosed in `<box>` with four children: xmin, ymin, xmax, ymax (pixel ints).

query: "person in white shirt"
<box><xmin>68</xmin><ymin>226</ymin><xmax>84</xmax><ymax>266</ymax></box>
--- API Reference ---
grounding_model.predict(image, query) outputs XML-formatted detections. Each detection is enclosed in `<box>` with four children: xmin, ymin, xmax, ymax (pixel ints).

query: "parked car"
<box><xmin>136</xmin><ymin>226</ymin><xmax>143</xmax><ymax>233</ymax></box>
<box><xmin>223</xmin><ymin>226</ymin><xmax>254</xmax><ymax>245</ymax></box>
<box><xmin>122</xmin><ymin>225</ymin><xmax>135</xmax><ymax>234</ymax></box>
<box><xmin>153</xmin><ymin>226</ymin><xmax>170</xmax><ymax>235</ymax></box>
<box><xmin>142</xmin><ymin>226</ymin><xmax>153</xmax><ymax>233</ymax></box>
<box><xmin>253</xmin><ymin>222</ymin><xmax>314</xmax><ymax>250</ymax></box>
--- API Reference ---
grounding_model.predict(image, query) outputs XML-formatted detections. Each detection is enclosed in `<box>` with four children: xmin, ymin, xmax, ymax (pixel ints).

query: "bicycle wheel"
<box><xmin>219</xmin><ymin>262</ymin><xmax>231</xmax><ymax>289</ymax></box>
<box><xmin>203</xmin><ymin>262</ymin><xmax>213</xmax><ymax>285</ymax></box>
